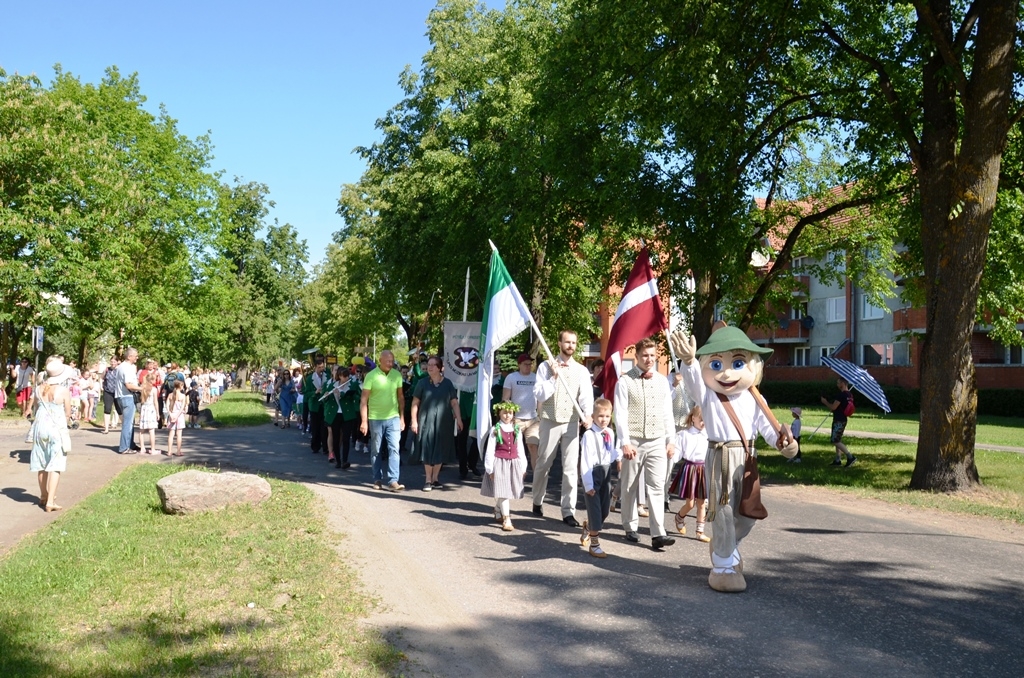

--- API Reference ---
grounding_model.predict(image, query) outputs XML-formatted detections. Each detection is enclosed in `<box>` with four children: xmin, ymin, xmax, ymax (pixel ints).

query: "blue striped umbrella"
<box><xmin>821</xmin><ymin>356</ymin><xmax>891</xmax><ymax>413</ymax></box>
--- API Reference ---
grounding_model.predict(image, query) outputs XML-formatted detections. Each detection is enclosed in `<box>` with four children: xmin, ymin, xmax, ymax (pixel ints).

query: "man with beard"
<box><xmin>531</xmin><ymin>330</ymin><xmax>593</xmax><ymax>527</ymax></box>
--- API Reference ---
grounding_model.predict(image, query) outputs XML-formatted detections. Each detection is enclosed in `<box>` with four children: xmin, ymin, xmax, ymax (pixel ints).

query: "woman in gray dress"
<box><xmin>410</xmin><ymin>355</ymin><xmax>463</xmax><ymax>491</ymax></box>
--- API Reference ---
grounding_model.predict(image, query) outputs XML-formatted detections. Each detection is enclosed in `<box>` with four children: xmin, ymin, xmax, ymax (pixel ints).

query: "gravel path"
<box><xmin>3</xmin><ymin>417</ymin><xmax>1023</xmax><ymax>677</ymax></box>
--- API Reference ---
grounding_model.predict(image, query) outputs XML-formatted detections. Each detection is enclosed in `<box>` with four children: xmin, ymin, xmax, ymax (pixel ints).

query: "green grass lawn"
<box><xmin>758</xmin><ymin>436</ymin><xmax>1024</xmax><ymax>524</ymax></box>
<box><xmin>206</xmin><ymin>390</ymin><xmax>272</xmax><ymax>427</ymax></box>
<box><xmin>0</xmin><ymin>464</ymin><xmax>401</xmax><ymax>677</ymax></box>
<box><xmin>770</xmin><ymin>404</ymin><xmax>1024</xmax><ymax>448</ymax></box>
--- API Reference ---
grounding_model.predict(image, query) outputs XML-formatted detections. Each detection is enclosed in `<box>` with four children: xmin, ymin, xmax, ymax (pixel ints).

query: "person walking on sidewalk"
<box><xmin>304</xmin><ymin>360</ymin><xmax>328</xmax><ymax>454</ymax></box>
<box><xmin>531</xmin><ymin>330</ymin><xmax>593</xmax><ymax>527</ymax></box>
<box><xmin>360</xmin><ymin>350</ymin><xmax>406</xmax><ymax>492</ymax></box>
<box><xmin>613</xmin><ymin>338</ymin><xmax>677</xmax><ymax>550</ymax></box>
<box><xmin>114</xmin><ymin>348</ymin><xmax>142</xmax><ymax>454</ymax></box>
<box><xmin>821</xmin><ymin>378</ymin><xmax>856</xmax><ymax>467</ymax></box>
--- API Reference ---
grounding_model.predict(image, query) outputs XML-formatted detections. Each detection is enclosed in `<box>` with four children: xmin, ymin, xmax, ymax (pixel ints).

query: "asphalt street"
<box><xmin>2</xmin><ymin>417</ymin><xmax>1023</xmax><ymax>677</ymax></box>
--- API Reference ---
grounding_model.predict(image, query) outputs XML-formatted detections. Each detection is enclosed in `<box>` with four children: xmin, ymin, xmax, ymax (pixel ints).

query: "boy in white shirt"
<box><xmin>579</xmin><ymin>398</ymin><xmax>621</xmax><ymax>558</ymax></box>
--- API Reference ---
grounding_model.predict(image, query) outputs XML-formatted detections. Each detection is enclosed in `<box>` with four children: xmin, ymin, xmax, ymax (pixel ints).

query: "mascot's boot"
<box><xmin>708</xmin><ymin>569</ymin><xmax>747</xmax><ymax>593</ymax></box>
<box><xmin>710</xmin><ymin>542</ymin><xmax>743</xmax><ymax>573</ymax></box>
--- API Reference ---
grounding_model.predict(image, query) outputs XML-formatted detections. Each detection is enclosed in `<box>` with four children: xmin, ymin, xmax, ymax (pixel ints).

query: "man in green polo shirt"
<box><xmin>360</xmin><ymin>350</ymin><xmax>406</xmax><ymax>492</ymax></box>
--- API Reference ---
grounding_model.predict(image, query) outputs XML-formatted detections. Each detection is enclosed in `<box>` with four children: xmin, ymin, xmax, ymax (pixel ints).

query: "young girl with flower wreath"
<box><xmin>481</xmin><ymin>400</ymin><xmax>528</xmax><ymax>532</ymax></box>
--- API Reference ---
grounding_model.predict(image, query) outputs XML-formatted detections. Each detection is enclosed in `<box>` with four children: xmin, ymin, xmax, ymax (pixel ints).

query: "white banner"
<box><xmin>443</xmin><ymin>321</ymin><xmax>481</xmax><ymax>392</ymax></box>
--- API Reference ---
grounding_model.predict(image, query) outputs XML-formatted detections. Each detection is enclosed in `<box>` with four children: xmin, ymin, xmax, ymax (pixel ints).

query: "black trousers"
<box><xmin>455</xmin><ymin>425</ymin><xmax>480</xmax><ymax>477</ymax></box>
<box><xmin>310</xmin><ymin>409</ymin><xmax>326</xmax><ymax>453</ymax></box>
<box><xmin>331</xmin><ymin>417</ymin><xmax>358</xmax><ymax>465</ymax></box>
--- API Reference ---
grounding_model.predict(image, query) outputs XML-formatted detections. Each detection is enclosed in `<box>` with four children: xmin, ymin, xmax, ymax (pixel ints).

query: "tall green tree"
<box><xmin>208</xmin><ymin>180</ymin><xmax>308</xmax><ymax>369</ymax></box>
<box><xmin>341</xmin><ymin>0</ymin><xmax>617</xmax><ymax>351</ymax></box>
<box><xmin>808</xmin><ymin>1</ymin><xmax>1022</xmax><ymax>490</ymax></box>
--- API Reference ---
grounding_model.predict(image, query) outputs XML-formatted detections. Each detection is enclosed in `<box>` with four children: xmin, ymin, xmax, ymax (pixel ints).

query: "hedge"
<box><xmin>758</xmin><ymin>381</ymin><xmax>1024</xmax><ymax>417</ymax></box>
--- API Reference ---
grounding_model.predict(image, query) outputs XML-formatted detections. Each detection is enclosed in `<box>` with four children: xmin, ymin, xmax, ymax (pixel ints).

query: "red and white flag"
<box><xmin>596</xmin><ymin>248</ymin><xmax>669</xmax><ymax>399</ymax></box>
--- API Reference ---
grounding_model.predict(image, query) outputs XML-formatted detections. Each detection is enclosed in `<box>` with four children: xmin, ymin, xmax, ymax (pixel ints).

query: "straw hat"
<box><xmin>45</xmin><ymin>358</ymin><xmax>70</xmax><ymax>385</ymax></box>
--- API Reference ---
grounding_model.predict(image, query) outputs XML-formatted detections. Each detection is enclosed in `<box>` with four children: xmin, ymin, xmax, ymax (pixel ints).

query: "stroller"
<box><xmin>67</xmin><ymin>381</ymin><xmax>82</xmax><ymax>429</ymax></box>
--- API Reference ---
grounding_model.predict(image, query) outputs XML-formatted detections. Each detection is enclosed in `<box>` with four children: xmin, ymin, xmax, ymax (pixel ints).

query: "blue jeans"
<box><xmin>118</xmin><ymin>395</ymin><xmax>136</xmax><ymax>452</ymax></box>
<box><xmin>370</xmin><ymin>417</ymin><xmax>401</xmax><ymax>485</ymax></box>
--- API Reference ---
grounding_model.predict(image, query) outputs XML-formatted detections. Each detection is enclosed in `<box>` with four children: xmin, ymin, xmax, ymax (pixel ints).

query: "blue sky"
<box><xmin>2</xmin><ymin>0</ymin><xmax>440</xmax><ymax>264</ymax></box>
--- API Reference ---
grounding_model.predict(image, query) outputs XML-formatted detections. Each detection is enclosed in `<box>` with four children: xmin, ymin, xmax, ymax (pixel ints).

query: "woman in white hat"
<box><xmin>30</xmin><ymin>357</ymin><xmax>73</xmax><ymax>512</ymax></box>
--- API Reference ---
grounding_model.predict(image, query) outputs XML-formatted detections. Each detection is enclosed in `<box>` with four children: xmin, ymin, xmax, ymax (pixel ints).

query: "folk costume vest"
<box><xmin>494</xmin><ymin>427</ymin><xmax>519</xmax><ymax>460</ymax></box>
<box><xmin>539</xmin><ymin>360</ymin><xmax>584</xmax><ymax>424</ymax></box>
<box><xmin>623</xmin><ymin>367</ymin><xmax>670</xmax><ymax>440</ymax></box>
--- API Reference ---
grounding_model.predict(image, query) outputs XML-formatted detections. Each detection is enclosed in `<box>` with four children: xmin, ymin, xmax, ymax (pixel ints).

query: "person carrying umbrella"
<box><xmin>820</xmin><ymin>377</ymin><xmax>857</xmax><ymax>467</ymax></box>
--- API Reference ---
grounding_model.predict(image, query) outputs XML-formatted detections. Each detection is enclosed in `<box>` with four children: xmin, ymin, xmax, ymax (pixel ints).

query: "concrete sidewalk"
<box><xmin>3</xmin><ymin>418</ymin><xmax>1023</xmax><ymax>677</ymax></box>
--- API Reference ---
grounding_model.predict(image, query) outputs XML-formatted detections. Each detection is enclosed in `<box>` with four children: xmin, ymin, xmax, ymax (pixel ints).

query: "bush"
<box><xmin>977</xmin><ymin>389</ymin><xmax>1024</xmax><ymax>418</ymax></box>
<box><xmin>759</xmin><ymin>382</ymin><xmax>1020</xmax><ymax>416</ymax></box>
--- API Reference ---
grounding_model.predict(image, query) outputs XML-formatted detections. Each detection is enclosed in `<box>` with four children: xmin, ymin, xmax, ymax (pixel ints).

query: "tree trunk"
<box><xmin>911</xmin><ymin>0</ymin><xmax>1016</xmax><ymax>491</ymax></box>
<box><xmin>78</xmin><ymin>335</ymin><xmax>88</xmax><ymax>368</ymax></box>
<box><xmin>528</xmin><ymin>242</ymin><xmax>551</xmax><ymax>357</ymax></box>
<box><xmin>691</xmin><ymin>268</ymin><xmax>718</xmax><ymax>346</ymax></box>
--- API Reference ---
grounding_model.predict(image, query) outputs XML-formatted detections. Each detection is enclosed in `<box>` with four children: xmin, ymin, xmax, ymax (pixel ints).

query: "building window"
<box><xmin>791</xmin><ymin>302</ymin><xmax>807</xmax><ymax>320</ymax></box>
<box><xmin>827</xmin><ymin>250</ymin><xmax>846</xmax><ymax>274</ymax></box>
<box><xmin>1009</xmin><ymin>345</ymin><xmax>1023</xmax><ymax>365</ymax></box>
<box><xmin>820</xmin><ymin>346</ymin><xmax>836</xmax><ymax>363</ymax></box>
<box><xmin>792</xmin><ymin>256</ymin><xmax>807</xmax><ymax>272</ymax></box>
<box><xmin>861</xmin><ymin>296</ymin><xmax>886</xmax><ymax>320</ymax></box>
<box><xmin>893</xmin><ymin>342</ymin><xmax>910</xmax><ymax>366</ymax></box>
<box><xmin>862</xmin><ymin>343</ymin><xmax>895</xmax><ymax>365</ymax></box>
<box><xmin>794</xmin><ymin>347</ymin><xmax>810</xmax><ymax>366</ymax></box>
<box><xmin>827</xmin><ymin>297</ymin><xmax>846</xmax><ymax>323</ymax></box>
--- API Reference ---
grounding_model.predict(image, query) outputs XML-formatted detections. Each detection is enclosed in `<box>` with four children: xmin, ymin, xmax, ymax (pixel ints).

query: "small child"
<box><xmin>165</xmin><ymin>380</ymin><xmax>187</xmax><ymax>456</ymax></box>
<box><xmin>481</xmin><ymin>400</ymin><xmax>528</xmax><ymax>532</ymax></box>
<box><xmin>138</xmin><ymin>373</ymin><xmax>159</xmax><ymax>454</ymax></box>
<box><xmin>579</xmin><ymin>398</ymin><xmax>621</xmax><ymax>558</ymax></box>
<box><xmin>187</xmin><ymin>380</ymin><xmax>201</xmax><ymax>429</ymax></box>
<box><xmin>670</xmin><ymin>405</ymin><xmax>711</xmax><ymax>542</ymax></box>
<box><xmin>788</xmin><ymin>407</ymin><xmax>802</xmax><ymax>463</ymax></box>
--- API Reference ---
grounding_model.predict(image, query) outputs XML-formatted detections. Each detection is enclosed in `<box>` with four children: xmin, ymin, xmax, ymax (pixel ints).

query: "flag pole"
<box><xmin>488</xmin><ymin>240</ymin><xmax>588</xmax><ymax>422</ymax></box>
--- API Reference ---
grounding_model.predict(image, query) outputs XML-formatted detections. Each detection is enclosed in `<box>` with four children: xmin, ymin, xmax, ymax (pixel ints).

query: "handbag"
<box><xmin>715</xmin><ymin>386</ymin><xmax>786</xmax><ymax>521</ymax></box>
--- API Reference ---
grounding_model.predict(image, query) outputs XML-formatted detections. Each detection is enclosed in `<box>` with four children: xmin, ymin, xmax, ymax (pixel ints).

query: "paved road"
<box><xmin>2</xmin><ymin>418</ymin><xmax>1023</xmax><ymax>677</ymax></box>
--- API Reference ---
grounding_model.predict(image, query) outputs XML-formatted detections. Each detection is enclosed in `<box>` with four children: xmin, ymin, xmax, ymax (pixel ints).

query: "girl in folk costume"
<box><xmin>138</xmin><ymin>372</ymin><xmax>160</xmax><ymax>455</ymax></box>
<box><xmin>670</xmin><ymin>405</ymin><xmax>711</xmax><ymax>542</ymax></box>
<box><xmin>671</xmin><ymin>324</ymin><xmax>797</xmax><ymax>593</ymax></box>
<box><xmin>481</xmin><ymin>401</ymin><xmax>528</xmax><ymax>532</ymax></box>
<box><xmin>164</xmin><ymin>380</ymin><xmax>187</xmax><ymax>456</ymax></box>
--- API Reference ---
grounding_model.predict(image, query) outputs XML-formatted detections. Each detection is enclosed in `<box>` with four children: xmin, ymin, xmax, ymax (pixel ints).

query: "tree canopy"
<box><xmin>0</xmin><ymin>66</ymin><xmax>307</xmax><ymax>369</ymax></box>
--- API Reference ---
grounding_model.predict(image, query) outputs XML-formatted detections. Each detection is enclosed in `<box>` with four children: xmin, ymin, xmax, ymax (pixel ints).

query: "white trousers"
<box><xmin>532</xmin><ymin>419</ymin><xmax>581</xmax><ymax>518</ymax></box>
<box><xmin>620</xmin><ymin>437</ymin><xmax>668</xmax><ymax>537</ymax></box>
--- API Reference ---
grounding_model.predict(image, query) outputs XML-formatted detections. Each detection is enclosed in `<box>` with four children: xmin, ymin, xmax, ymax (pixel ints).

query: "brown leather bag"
<box><xmin>715</xmin><ymin>387</ymin><xmax>783</xmax><ymax>521</ymax></box>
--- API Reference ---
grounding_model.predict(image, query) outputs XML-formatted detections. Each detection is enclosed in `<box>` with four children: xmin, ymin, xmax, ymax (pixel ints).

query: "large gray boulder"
<box><xmin>156</xmin><ymin>470</ymin><xmax>272</xmax><ymax>515</ymax></box>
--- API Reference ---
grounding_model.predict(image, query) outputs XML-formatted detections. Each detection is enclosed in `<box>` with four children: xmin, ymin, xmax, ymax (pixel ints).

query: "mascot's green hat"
<box><xmin>695</xmin><ymin>325</ymin><xmax>773</xmax><ymax>359</ymax></box>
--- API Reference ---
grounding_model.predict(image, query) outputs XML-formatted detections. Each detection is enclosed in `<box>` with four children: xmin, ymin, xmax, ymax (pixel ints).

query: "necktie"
<box><xmin>602</xmin><ymin>430</ymin><xmax>611</xmax><ymax>450</ymax></box>
<box><xmin>641</xmin><ymin>372</ymin><xmax>653</xmax><ymax>380</ymax></box>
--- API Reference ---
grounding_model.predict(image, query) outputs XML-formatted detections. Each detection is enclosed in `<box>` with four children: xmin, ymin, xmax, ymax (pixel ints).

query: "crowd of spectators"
<box><xmin>6</xmin><ymin>352</ymin><xmax>235</xmax><ymax>456</ymax></box>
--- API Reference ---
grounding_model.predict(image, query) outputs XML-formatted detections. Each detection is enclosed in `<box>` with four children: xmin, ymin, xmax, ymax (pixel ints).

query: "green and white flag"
<box><xmin>477</xmin><ymin>243</ymin><xmax>534</xmax><ymax>441</ymax></box>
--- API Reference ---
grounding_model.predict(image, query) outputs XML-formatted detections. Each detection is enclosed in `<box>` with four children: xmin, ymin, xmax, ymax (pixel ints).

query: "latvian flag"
<box><xmin>596</xmin><ymin>248</ymin><xmax>669</xmax><ymax>399</ymax></box>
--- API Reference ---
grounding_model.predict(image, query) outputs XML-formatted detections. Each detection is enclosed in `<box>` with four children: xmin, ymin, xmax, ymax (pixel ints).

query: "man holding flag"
<box><xmin>531</xmin><ymin>330</ymin><xmax>594</xmax><ymax>526</ymax></box>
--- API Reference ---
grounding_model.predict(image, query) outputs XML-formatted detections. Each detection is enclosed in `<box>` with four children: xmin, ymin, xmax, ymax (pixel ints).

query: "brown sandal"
<box><xmin>45</xmin><ymin>504</ymin><xmax>63</xmax><ymax>513</ymax></box>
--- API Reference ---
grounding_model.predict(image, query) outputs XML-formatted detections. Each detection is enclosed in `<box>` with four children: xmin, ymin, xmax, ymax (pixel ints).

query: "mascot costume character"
<box><xmin>671</xmin><ymin>324</ymin><xmax>798</xmax><ymax>592</ymax></box>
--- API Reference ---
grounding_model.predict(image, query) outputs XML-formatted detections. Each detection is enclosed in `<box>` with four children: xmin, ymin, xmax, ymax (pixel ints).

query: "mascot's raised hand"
<box><xmin>669</xmin><ymin>330</ymin><xmax>698</xmax><ymax>366</ymax></box>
